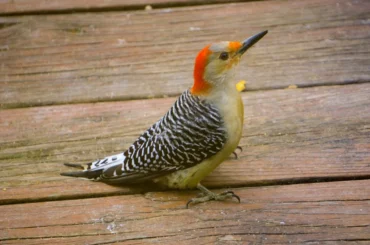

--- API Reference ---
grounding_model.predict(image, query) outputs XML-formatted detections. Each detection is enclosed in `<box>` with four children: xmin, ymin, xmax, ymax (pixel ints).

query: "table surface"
<box><xmin>0</xmin><ymin>0</ymin><xmax>369</xmax><ymax>244</ymax></box>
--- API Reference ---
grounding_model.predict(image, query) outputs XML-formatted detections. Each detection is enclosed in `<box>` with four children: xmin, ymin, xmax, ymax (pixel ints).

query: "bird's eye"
<box><xmin>219</xmin><ymin>52</ymin><xmax>229</xmax><ymax>61</ymax></box>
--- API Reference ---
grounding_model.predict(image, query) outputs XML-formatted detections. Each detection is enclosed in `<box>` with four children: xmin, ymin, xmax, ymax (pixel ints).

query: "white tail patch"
<box><xmin>90</xmin><ymin>153</ymin><xmax>126</xmax><ymax>170</ymax></box>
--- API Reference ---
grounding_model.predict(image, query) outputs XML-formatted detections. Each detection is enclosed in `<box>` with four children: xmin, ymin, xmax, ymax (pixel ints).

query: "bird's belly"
<box><xmin>154</xmin><ymin>147</ymin><xmax>230</xmax><ymax>189</ymax></box>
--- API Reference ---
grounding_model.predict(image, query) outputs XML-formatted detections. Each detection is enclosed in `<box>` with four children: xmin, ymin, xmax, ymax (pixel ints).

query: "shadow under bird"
<box><xmin>61</xmin><ymin>30</ymin><xmax>268</xmax><ymax>207</ymax></box>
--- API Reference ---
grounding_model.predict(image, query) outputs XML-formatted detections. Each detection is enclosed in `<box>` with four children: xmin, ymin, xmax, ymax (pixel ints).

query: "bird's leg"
<box><xmin>231</xmin><ymin>146</ymin><xmax>243</xmax><ymax>159</ymax></box>
<box><xmin>186</xmin><ymin>183</ymin><xmax>240</xmax><ymax>208</ymax></box>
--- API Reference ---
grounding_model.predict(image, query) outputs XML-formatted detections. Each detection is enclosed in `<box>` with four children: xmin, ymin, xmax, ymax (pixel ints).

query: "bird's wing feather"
<box><xmin>63</xmin><ymin>90</ymin><xmax>227</xmax><ymax>184</ymax></box>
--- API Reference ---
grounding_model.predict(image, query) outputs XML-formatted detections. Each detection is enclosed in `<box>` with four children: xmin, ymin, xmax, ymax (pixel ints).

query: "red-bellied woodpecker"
<box><xmin>61</xmin><ymin>30</ymin><xmax>268</xmax><ymax>207</ymax></box>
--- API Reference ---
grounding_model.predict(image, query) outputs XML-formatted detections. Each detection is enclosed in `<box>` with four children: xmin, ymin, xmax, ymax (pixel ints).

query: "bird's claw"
<box><xmin>221</xmin><ymin>190</ymin><xmax>241</xmax><ymax>203</ymax></box>
<box><xmin>186</xmin><ymin>199</ymin><xmax>195</xmax><ymax>209</ymax></box>
<box><xmin>186</xmin><ymin>190</ymin><xmax>241</xmax><ymax>208</ymax></box>
<box><xmin>232</xmin><ymin>146</ymin><xmax>243</xmax><ymax>159</ymax></box>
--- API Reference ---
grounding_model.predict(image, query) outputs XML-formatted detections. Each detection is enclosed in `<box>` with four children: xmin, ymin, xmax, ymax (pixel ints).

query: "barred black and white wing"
<box><xmin>61</xmin><ymin>90</ymin><xmax>227</xmax><ymax>184</ymax></box>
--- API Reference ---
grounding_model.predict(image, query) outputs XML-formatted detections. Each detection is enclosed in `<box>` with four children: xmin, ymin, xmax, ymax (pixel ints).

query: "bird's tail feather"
<box><xmin>60</xmin><ymin>162</ymin><xmax>103</xmax><ymax>179</ymax></box>
<box><xmin>60</xmin><ymin>153</ymin><xmax>124</xmax><ymax>179</ymax></box>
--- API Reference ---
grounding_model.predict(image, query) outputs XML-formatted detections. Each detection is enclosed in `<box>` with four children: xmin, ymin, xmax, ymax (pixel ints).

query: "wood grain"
<box><xmin>1</xmin><ymin>0</ymin><xmax>369</xmax><ymax>108</ymax></box>
<box><xmin>0</xmin><ymin>83</ymin><xmax>369</xmax><ymax>204</ymax></box>
<box><xmin>0</xmin><ymin>0</ymin><xmax>237</xmax><ymax>15</ymax></box>
<box><xmin>1</xmin><ymin>0</ymin><xmax>369</xmax><ymax>243</ymax></box>
<box><xmin>1</xmin><ymin>180</ymin><xmax>369</xmax><ymax>244</ymax></box>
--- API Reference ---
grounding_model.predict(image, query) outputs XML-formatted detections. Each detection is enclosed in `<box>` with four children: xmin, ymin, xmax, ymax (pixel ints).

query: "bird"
<box><xmin>61</xmin><ymin>30</ymin><xmax>268</xmax><ymax>207</ymax></box>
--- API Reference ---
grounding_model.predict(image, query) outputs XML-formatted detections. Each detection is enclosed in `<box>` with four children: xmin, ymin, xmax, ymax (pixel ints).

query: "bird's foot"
<box><xmin>186</xmin><ymin>184</ymin><xmax>240</xmax><ymax>208</ymax></box>
<box><xmin>231</xmin><ymin>146</ymin><xmax>243</xmax><ymax>159</ymax></box>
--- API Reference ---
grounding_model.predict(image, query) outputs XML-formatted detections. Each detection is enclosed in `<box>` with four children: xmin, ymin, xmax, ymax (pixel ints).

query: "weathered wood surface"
<box><xmin>1</xmin><ymin>83</ymin><xmax>369</xmax><ymax>204</ymax></box>
<box><xmin>1</xmin><ymin>0</ymin><xmax>370</xmax><ymax>108</ymax></box>
<box><xmin>1</xmin><ymin>0</ymin><xmax>369</xmax><ymax>243</ymax></box>
<box><xmin>0</xmin><ymin>0</ymin><xmax>235</xmax><ymax>15</ymax></box>
<box><xmin>1</xmin><ymin>180</ymin><xmax>369</xmax><ymax>244</ymax></box>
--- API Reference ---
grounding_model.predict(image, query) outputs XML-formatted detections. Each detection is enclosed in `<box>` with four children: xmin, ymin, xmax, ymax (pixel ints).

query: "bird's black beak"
<box><xmin>237</xmin><ymin>30</ymin><xmax>268</xmax><ymax>56</ymax></box>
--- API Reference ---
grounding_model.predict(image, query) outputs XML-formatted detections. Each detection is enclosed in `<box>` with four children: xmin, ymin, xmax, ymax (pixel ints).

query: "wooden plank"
<box><xmin>0</xmin><ymin>0</ymin><xmax>234</xmax><ymax>15</ymax></box>
<box><xmin>0</xmin><ymin>83</ymin><xmax>369</xmax><ymax>204</ymax></box>
<box><xmin>0</xmin><ymin>180</ymin><xmax>369</xmax><ymax>244</ymax></box>
<box><xmin>1</xmin><ymin>0</ymin><xmax>369</xmax><ymax>108</ymax></box>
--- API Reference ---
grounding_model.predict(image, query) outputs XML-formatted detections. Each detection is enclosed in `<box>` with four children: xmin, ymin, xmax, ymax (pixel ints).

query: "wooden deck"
<box><xmin>1</xmin><ymin>0</ymin><xmax>369</xmax><ymax>244</ymax></box>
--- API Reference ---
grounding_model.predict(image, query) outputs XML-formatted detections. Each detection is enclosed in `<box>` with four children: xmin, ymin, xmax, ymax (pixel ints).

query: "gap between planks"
<box><xmin>0</xmin><ymin>0</ymin><xmax>261</xmax><ymax>16</ymax></box>
<box><xmin>1</xmin><ymin>79</ymin><xmax>369</xmax><ymax>110</ymax></box>
<box><xmin>1</xmin><ymin>176</ymin><xmax>370</xmax><ymax>206</ymax></box>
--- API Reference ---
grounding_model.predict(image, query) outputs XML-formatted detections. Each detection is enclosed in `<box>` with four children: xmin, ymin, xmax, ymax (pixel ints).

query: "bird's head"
<box><xmin>191</xmin><ymin>30</ymin><xmax>268</xmax><ymax>95</ymax></box>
